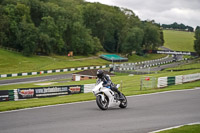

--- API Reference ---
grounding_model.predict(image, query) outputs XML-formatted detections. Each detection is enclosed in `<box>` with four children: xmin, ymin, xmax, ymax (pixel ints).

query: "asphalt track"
<box><xmin>1</xmin><ymin>88</ymin><xmax>200</xmax><ymax>133</ymax></box>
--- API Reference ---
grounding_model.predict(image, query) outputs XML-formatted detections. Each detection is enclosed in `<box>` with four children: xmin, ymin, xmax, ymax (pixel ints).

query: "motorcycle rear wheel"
<box><xmin>96</xmin><ymin>95</ymin><xmax>109</xmax><ymax>110</ymax></box>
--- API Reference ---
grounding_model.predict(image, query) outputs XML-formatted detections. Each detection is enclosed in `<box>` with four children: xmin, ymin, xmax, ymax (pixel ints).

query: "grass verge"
<box><xmin>157</xmin><ymin>124</ymin><xmax>200</xmax><ymax>133</ymax></box>
<box><xmin>164</xmin><ymin>59</ymin><xmax>200</xmax><ymax>71</ymax></box>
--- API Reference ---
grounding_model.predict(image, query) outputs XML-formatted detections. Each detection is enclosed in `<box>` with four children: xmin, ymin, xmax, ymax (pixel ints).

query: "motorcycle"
<box><xmin>92</xmin><ymin>81</ymin><xmax>127</xmax><ymax>110</ymax></box>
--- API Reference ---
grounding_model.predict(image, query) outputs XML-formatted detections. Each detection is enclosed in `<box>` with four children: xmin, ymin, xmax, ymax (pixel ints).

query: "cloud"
<box><xmin>85</xmin><ymin>0</ymin><xmax>200</xmax><ymax>28</ymax></box>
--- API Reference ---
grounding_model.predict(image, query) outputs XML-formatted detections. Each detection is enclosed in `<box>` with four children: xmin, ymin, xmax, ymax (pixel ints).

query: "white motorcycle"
<box><xmin>92</xmin><ymin>81</ymin><xmax>127</xmax><ymax>110</ymax></box>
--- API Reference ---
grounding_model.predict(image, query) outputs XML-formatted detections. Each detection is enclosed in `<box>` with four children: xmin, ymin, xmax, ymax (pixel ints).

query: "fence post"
<box><xmin>140</xmin><ymin>79</ymin><xmax>142</xmax><ymax>91</ymax></box>
<box><xmin>120</xmin><ymin>80</ymin><xmax>123</xmax><ymax>92</ymax></box>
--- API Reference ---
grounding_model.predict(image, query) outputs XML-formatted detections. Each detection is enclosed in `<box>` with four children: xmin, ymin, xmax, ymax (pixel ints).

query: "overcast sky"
<box><xmin>85</xmin><ymin>0</ymin><xmax>200</xmax><ymax>28</ymax></box>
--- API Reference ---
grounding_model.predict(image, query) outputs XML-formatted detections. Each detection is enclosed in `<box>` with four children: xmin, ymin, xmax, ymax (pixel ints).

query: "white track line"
<box><xmin>0</xmin><ymin>87</ymin><xmax>200</xmax><ymax>114</ymax></box>
<box><xmin>0</xmin><ymin>100</ymin><xmax>95</xmax><ymax>114</ymax></box>
<box><xmin>149</xmin><ymin>122</ymin><xmax>200</xmax><ymax>133</ymax></box>
<box><xmin>127</xmin><ymin>87</ymin><xmax>200</xmax><ymax>98</ymax></box>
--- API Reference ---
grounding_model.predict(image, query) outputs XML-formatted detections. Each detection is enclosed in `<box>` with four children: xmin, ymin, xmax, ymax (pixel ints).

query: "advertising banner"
<box><xmin>18</xmin><ymin>89</ymin><xmax>35</xmax><ymax>99</ymax></box>
<box><xmin>68</xmin><ymin>85</ymin><xmax>82</xmax><ymax>94</ymax></box>
<box><xmin>0</xmin><ymin>90</ymin><xmax>9</xmax><ymax>101</ymax></box>
<box><xmin>144</xmin><ymin>50</ymin><xmax>198</xmax><ymax>56</ymax></box>
<box><xmin>34</xmin><ymin>86</ymin><xmax>69</xmax><ymax>97</ymax></box>
<box><xmin>17</xmin><ymin>85</ymin><xmax>84</xmax><ymax>99</ymax></box>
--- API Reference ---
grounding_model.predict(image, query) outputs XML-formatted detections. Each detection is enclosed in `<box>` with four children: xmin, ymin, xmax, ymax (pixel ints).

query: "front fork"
<box><xmin>97</xmin><ymin>93</ymin><xmax>105</xmax><ymax>101</ymax></box>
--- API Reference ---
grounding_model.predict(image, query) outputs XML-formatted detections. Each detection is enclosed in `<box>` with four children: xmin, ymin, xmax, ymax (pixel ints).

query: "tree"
<box><xmin>142</xmin><ymin>21</ymin><xmax>163</xmax><ymax>50</ymax></box>
<box><xmin>0</xmin><ymin>3</ymin><xmax>34</xmax><ymax>51</ymax></box>
<box><xmin>0</xmin><ymin>0</ymin><xmax>165</xmax><ymax>56</ymax></box>
<box><xmin>194</xmin><ymin>26</ymin><xmax>200</xmax><ymax>55</ymax></box>
<box><xmin>0</xmin><ymin>6</ymin><xmax>10</xmax><ymax>46</ymax></box>
<box><xmin>18</xmin><ymin>21</ymin><xmax>38</xmax><ymax>56</ymax></box>
<box><xmin>122</xmin><ymin>27</ymin><xmax>144</xmax><ymax>56</ymax></box>
<box><xmin>38</xmin><ymin>16</ymin><xmax>60</xmax><ymax>55</ymax></box>
<box><xmin>70</xmin><ymin>22</ymin><xmax>102</xmax><ymax>55</ymax></box>
<box><xmin>162</xmin><ymin>22</ymin><xmax>194</xmax><ymax>32</ymax></box>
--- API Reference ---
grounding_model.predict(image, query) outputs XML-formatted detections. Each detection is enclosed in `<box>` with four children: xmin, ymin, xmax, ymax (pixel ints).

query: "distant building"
<box><xmin>72</xmin><ymin>69</ymin><xmax>114</xmax><ymax>81</ymax></box>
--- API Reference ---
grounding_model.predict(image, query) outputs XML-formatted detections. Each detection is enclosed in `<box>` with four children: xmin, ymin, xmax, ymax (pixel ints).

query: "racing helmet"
<box><xmin>97</xmin><ymin>69</ymin><xmax>104</xmax><ymax>78</ymax></box>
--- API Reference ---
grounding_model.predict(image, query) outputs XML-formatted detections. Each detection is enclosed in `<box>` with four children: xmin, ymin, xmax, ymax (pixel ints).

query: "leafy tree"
<box><xmin>28</xmin><ymin>0</ymin><xmax>44</xmax><ymax>27</ymax></box>
<box><xmin>194</xmin><ymin>26</ymin><xmax>200</xmax><ymax>55</ymax></box>
<box><xmin>122</xmin><ymin>27</ymin><xmax>144</xmax><ymax>56</ymax></box>
<box><xmin>18</xmin><ymin>21</ymin><xmax>38</xmax><ymax>56</ymax></box>
<box><xmin>0</xmin><ymin>0</ymin><xmax>164</xmax><ymax>56</ymax></box>
<box><xmin>38</xmin><ymin>16</ymin><xmax>64</xmax><ymax>55</ymax></box>
<box><xmin>38</xmin><ymin>33</ymin><xmax>51</xmax><ymax>55</ymax></box>
<box><xmin>142</xmin><ymin>21</ymin><xmax>163</xmax><ymax>50</ymax></box>
<box><xmin>0</xmin><ymin>6</ymin><xmax>10</xmax><ymax>46</ymax></box>
<box><xmin>162</xmin><ymin>22</ymin><xmax>194</xmax><ymax>32</ymax></box>
<box><xmin>70</xmin><ymin>22</ymin><xmax>101</xmax><ymax>55</ymax></box>
<box><xmin>0</xmin><ymin>3</ymin><xmax>33</xmax><ymax>51</ymax></box>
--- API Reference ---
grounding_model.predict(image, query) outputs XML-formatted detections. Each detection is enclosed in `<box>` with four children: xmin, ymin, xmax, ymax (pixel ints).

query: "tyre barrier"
<box><xmin>157</xmin><ymin>73</ymin><xmax>200</xmax><ymax>88</ymax></box>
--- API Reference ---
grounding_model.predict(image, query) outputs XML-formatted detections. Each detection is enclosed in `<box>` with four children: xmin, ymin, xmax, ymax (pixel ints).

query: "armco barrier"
<box><xmin>157</xmin><ymin>73</ymin><xmax>200</xmax><ymax>88</ymax></box>
<box><xmin>0</xmin><ymin>85</ymin><xmax>84</xmax><ymax>102</ymax></box>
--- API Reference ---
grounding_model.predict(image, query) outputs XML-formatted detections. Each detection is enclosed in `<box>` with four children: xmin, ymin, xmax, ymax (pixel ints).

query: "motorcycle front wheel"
<box><xmin>119</xmin><ymin>93</ymin><xmax>127</xmax><ymax>108</ymax></box>
<box><xmin>96</xmin><ymin>95</ymin><xmax>109</xmax><ymax>110</ymax></box>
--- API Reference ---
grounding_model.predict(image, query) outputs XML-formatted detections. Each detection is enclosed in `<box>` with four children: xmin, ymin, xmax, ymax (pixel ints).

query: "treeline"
<box><xmin>162</xmin><ymin>22</ymin><xmax>194</xmax><ymax>32</ymax></box>
<box><xmin>0</xmin><ymin>0</ymin><xmax>164</xmax><ymax>56</ymax></box>
<box><xmin>194</xmin><ymin>26</ymin><xmax>200</xmax><ymax>55</ymax></box>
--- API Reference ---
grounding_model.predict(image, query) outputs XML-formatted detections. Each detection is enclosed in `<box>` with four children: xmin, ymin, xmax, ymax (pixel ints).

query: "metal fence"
<box><xmin>140</xmin><ymin>76</ymin><xmax>157</xmax><ymax>90</ymax></box>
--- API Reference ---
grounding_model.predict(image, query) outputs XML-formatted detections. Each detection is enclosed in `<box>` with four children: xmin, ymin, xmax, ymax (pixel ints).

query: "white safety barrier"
<box><xmin>175</xmin><ymin>75</ymin><xmax>183</xmax><ymax>85</ymax></box>
<box><xmin>14</xmin><ymin>89</ymin><xmax>18</xmax><ymax>101</ymax></box>
<box><xmin>157</xmin><ymin>77</ymin><xmax>167</xmax><ymax>88</ymax></box>
<box><xmin>84</xmin><ymin>84</ymin><xmax>95</xmax><ymax>93</ymax></box>
<box><xmin>183</xmin><ymin>73</ymin><xmax>200</xmax><ymax>83</ymax></box>
<box><xmin>158</xmin><ymin>73</ymin><xmax>200</xmax><ymax>88</ymax></box>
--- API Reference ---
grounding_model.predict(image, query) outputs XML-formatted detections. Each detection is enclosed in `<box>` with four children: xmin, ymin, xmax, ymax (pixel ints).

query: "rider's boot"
<box><xmin>116</xmin><ymin>90</ymin><xmax>124</xmax><ymax>100</ymax></box>
<box><xmin>111</xmin><ymin>85</ymin><xmax>124</xmax><ymax>100</ymax></box>
<box><xmin>119</xmin><ymin>92</ymin><xmax>124</xmax><ymax>100</ymax></box>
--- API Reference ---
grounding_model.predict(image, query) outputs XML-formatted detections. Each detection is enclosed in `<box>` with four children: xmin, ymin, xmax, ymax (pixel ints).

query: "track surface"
<box><xmin>1</xmin><ymin>88</ymin><xmax>200</xmax><ymax>133</ymax></box>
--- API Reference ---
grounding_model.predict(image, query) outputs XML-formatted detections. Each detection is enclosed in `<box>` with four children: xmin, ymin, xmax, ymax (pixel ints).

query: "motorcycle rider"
<box><xmin>96</xmin><ymin>69</ymin><xmax>124</xmax><ymax>100</ymax></box>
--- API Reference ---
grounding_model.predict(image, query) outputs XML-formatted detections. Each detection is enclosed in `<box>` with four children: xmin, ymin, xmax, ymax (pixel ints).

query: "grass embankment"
<box><xmin>0</xmin><ymin>49</ymin><xmax>107</xmax><ymax>74</ymax></box>
<box><xmin>157</xmin><ymin>124</ymin><xmax>200</xmax><ymax>133</ymax></box>
<box><xmin>0</xmin><ymin>60</ymin><xmax>200</xmax><ymax>112</ymax></box>
<box><xmin>165</xmin><ymin>60</ymin><xmax>200</xmax><ymax>71</ymax></box>
<box><xmin>163</xmin><ymin>30</ymin><xmax>195</xmax><ymax>52</ymax></box>
<box><xmin>0</xmin><ymin>48</ymin><xmax>166</xmax><ymax>75</ymax></box>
